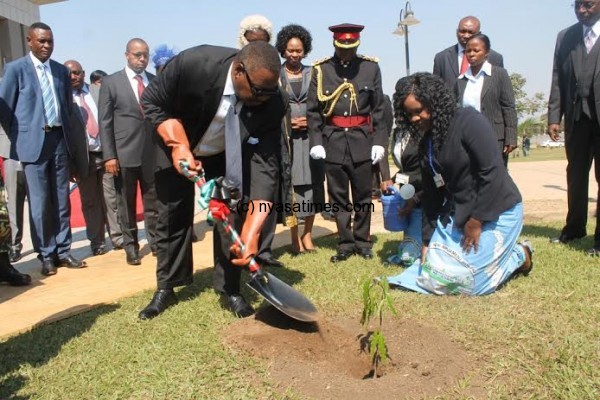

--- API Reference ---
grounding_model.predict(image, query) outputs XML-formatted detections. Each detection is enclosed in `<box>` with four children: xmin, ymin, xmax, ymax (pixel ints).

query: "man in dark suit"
<box><xmin>433</xmin><ymin>16</ymin><xmax>504</xmax><ymax>89</ymax></box>
<box><xmin>65</xmin><ymin>59</ymin><xmax>113</xmax><ymax>256</ymax></box>
<box><xmin>0</xmin><ymin>22</ymin><xmax>87</xmax><ymax>276</ymax></box>
<box><xmin>307</xmin><ymin>24</ymin><xmax>387</xmax><ymax>263</ymax></box>
<box><xmin>139</xmin><ymin>41</ymin><xmax>285</xmax><ymax>319</ymax></box>
<box><xmin>548</xmin><ymin>1</ymin><xmax>600</xmax><ymax>255</ymax></box>
<box><xmin>99</xmin><ymin>38</ymin><xmax>158</xmax><ymax>265</ymax></box>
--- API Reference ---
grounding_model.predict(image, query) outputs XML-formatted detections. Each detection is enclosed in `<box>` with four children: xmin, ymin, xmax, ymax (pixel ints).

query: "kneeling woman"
<box><xmin>393</xmin><ymin>73</ymin><xmax>532</xmax><ymax>295</ymax></box>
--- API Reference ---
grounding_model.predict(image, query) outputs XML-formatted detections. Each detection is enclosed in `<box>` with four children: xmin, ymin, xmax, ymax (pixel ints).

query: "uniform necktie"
<box><xmin>38</xmin><ymin>64</ymin><xmax>57</xmax><ymax>127</ymax></box>
<box><xmin>78</xmin><ymin>90</ymin><xmax>99</xmax><ymax>138</ymax></box>
<box><xmin>225</xmin><ymin>96</ymin><xmax>243</xmax><ymax>192</ymax></box>
<box><xmin>585</xmin><ymin>27</ymin><xmax>596</xmax><ymax>54</ymax></box>
<box><xmin>459</xmin><ymin>50</ymin><xmax>469</xmax><ymax>75</ymax></box>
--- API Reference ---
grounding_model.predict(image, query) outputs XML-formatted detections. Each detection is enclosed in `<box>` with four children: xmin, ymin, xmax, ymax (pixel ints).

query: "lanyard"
<box><xmin>427</xmin><ymin>138</ymin><xmax>439</xmax><ymax>176</ymax></box>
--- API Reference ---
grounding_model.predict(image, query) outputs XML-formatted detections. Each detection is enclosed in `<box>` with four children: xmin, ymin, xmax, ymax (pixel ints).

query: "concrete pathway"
<box><xmin>0</xmin><ymin>159</ymin><xmax>594</xmax><ymax>339</ymax></box>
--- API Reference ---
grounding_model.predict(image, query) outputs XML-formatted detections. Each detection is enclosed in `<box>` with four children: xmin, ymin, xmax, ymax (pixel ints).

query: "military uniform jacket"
<box><xmin>307</xmin><ymin>55</ymin><xmax>386</xmax><ymax>164</ymax></box>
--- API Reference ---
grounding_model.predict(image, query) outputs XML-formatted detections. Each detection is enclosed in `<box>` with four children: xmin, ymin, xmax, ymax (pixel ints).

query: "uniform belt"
<box><xmin>328</xmin><ymin>115</ymin><xmax>371</xmax><ymax>128</ymax></box>
<box><xmin>43</xmin><ymin>125</ymin><xmax>62</xmax><ymax>132</ymax></box>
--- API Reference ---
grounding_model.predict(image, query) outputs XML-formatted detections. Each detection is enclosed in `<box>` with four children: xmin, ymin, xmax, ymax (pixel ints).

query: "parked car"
<box><xmin>540</xmin><ymin>140</ymin><xmax>565</xmax><ymax>148</ymax></box>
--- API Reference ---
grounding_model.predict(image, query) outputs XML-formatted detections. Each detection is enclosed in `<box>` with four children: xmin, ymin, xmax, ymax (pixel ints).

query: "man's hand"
<box><xmin>156</xmin><ymin>119</ymin><xmax>200</xmax><ymax>176</ymax></box>
<box><xmin>503</xmin><ymin>144</ymin><xmax>517</xmax><ymax>154</ymax></box>
<box><xmin>548</xmin><ymin>123</ymin><xmax>561</xmax><ymax>141</ymax></box>
<box><xmin>371</xmin><ymin>145</ymin><xmax>385</xmax><ymax>164</ymax></box>
<box><xmin>229</xmin><ymin>200</ymin><xmax>270</xmax><ymax>268</ymax></box>
<box><xmin>380</xmin><ymin>179</ymin><xmax>393</xmax><ymax>193</ymax></box>
<box><xmin>461</xmin><ymin>217</ymin><xmax>482</xmax><ymax>254</ymax></box>
<box><xmin>309</xmin><ymin>145</ymin><xmax>326</xmax><ymax>160</ymax></box>
<box><xmin>105</xmin><ymin>159</ymin><xmax>119</xmax><ymax>176</ymax></box>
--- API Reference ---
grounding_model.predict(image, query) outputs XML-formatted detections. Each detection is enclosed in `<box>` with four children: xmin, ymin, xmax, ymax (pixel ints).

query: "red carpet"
<box><xmin>69</xmin><ymin>184</ymin><xmax>144</xmax><ymax>228</ymax></box>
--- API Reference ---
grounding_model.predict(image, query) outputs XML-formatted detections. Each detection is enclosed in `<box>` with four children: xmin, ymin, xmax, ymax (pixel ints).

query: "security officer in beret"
<box><xmin>307</xmin><ymin>23</ymin><xmax>387</xmax><ymax>262</ymax></box>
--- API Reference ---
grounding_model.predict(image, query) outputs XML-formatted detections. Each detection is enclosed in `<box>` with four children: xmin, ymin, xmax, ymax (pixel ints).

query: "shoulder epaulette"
<box><xmin>312</xmin><ymin>56</ymin><xmax>332</xmax><ymax>66</ymax></box>
<box><xmin>358</xmin><ymin>54</ymin><xmax>379</xmax><ymax>63</ymax></box>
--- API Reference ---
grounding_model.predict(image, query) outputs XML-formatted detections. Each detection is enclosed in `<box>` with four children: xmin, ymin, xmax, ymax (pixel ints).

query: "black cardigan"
<box><xmin>421</xmin><ymin>107</ymin><xmax>521</xmax><ymax>242</ymax></box>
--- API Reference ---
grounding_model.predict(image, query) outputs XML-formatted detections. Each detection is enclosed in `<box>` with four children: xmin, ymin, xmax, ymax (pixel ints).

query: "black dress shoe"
<box><xmin>0</xmin><ymin>264</ymin><xmax>31</xmax><ymax>286</ymax></box>
<box><xmin>223</xmin><ymin>294</ymin><xmax>255</xmax><ymax>318</ymax></box>
<box><xmin>92</xmin><ymin>246</ymin><xmax>107</xmax><ymax>256</ymax></box>
<box><xmin>258</xmin><ymin>256</ymin><xmax>284</xmax><ymax>268</ymax></box>
<box><xmin>138</xmin><ymin>289</ymin><xmax>178</xmax><ymax>320</ymax></box>
<box><xmin>57</xmin><ymin>255</ymin><xmax>87</xmax><ymax>269</ymax></box>
<box><xmin>356</xmin><ymin>248</ymin><xmax>373</xmax><ymax>259</ymax></box>
<box><xmin>9</xmin><ymin>248</ymin><xmax>22</xmax><ymax>263</ymax></box>
<box><xmin>41</xmin><ymin>260</ymin><xmax>57</xmax><ymax>276</ymax></box>
<box><xmin>125</xmin><ymin>247</ymin><xmax>141</xmax><ymax>265</ymax></box>
<box><xmin>550</xmin><ymin>233</ymin><xmax>585</xmax><ymax>244</ymax></box>
<box><xmin>330</xmin><ymin>250</ymin><xmax>354</xmax><ymax>263</ymax></box>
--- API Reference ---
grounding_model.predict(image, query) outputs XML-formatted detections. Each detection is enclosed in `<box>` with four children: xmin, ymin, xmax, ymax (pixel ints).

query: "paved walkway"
<box><xmin>0</xmin><ymin>159</ymin><xmax>595</xmax><ymax>339</ymax></box>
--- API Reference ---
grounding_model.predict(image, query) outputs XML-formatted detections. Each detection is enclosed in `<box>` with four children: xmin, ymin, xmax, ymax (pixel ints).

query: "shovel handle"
<box><xmin>219</xmin><ymin>220</ymin><xmax>260</xmax><ymax>273</ymax></box>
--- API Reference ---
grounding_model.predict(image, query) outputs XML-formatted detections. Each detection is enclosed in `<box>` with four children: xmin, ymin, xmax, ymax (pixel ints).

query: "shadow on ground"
<box><xmin>0</xmin><ymin>304</ymin><xmax>119</xmax><ymax>399</ymax></box>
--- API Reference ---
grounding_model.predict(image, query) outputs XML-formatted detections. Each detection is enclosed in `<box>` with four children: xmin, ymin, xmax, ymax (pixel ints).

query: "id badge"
<box><xmin>433</xmin><ymin>173</ymin><xmax>445</xmax><ymax>188</ymax></box>
<box><xmin>395</xmin><ymin>173</ymin><xmax>410</xmax><ymax>185</ymax></box>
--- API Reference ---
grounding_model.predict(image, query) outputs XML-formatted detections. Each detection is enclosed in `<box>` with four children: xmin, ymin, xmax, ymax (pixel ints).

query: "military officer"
<box><xmin>307</xmin><ymin>23</ymin><xmax>386</xmax><ymax>262</ymax></box>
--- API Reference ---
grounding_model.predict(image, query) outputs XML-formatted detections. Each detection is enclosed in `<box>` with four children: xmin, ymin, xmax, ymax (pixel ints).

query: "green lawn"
<box><xmin>1</xmin><ymin>221</ymin><xmax>599</xmax><ymax>399</ymax></box>
<box><xmin>510</xmin><ymin>147</ymin><xmax>566</xmax><ymax>163</ymax></box>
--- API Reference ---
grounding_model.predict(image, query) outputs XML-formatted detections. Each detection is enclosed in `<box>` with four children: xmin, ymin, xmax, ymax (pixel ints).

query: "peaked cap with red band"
<box><xmin>329</xmin><ymin>23</ymin><xmax>364</xmax><ymax>48</ymax></box>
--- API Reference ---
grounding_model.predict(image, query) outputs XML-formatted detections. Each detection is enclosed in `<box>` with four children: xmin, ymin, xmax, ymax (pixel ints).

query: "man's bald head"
<box><xmin>456</xmin><ymin>16</ymin><xmax>481</xmax><ymax>47</ymax></box>
<box><xmin>64</xmin><ymin>59</ymin><xmax>85</xmax><ymax>91</ymax></box>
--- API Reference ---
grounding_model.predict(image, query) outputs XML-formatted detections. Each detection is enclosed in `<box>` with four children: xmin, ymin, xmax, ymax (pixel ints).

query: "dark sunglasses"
<box><xmin>574</xmin><ymin>1</ymin><xmax>598</xmax><ymax>9</ymax></box>
<box><xmin>70</xmin><ymin>70</ymin><xmax>84</xmax><ymax>76</ymax></box>
<box><xmin>240</xmin><ymin>63</ymin><xmax>279</xmax><ymax>97</ymax></box>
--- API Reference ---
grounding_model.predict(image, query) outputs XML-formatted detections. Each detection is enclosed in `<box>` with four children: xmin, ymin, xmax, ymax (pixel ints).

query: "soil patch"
<box><xmin>224</xmin><ymin>306</ymin><xmax>487</xmax><ymax>399</ymax></box>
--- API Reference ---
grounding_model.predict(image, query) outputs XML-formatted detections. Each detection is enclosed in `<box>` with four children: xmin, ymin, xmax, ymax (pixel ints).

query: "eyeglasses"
<box><xmin>128</xmin><ymin>52</ymin><xmax>149</xmax><ymax>59</ymax></box>
<box><xmin>574</xmin><ymin>1</ymin><xmax>598</xmax><ymax>9</ymax></box>
<box><xmin>70</xmin><ymin>70</ymin><xmax>84</xmax><ymax>76</ymax></box>
<box><xmin>240</xmin><ymin>63</ymin><xmax>279</xmax><ymax>97</ymax></box>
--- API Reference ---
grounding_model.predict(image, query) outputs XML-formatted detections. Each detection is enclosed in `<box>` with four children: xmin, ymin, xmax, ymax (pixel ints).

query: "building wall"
<box><xmin>0</xmin><ymin>0</ymin><xmax>65</xmax><ymax>74</ymax></box>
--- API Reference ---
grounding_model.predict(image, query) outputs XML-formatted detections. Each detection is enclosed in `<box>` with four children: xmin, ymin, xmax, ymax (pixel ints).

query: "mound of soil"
<box><xmin>224</xmin><ymin>306</ymin><xmax>487</xmax><ymax>399</ymax></box>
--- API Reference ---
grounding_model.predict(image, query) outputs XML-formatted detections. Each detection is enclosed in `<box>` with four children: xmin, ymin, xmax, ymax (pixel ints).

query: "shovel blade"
<box><xmin>247</xmin><ymin>271</ymin><xmax>319</xmax><ymax>322</ymax></box>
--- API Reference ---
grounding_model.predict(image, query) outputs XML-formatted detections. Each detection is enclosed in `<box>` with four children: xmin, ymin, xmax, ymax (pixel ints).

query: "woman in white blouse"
<box><xmin>456</xmin><ymin>33</ymin><xmax>518</xmax><ymax>166</ymax></box>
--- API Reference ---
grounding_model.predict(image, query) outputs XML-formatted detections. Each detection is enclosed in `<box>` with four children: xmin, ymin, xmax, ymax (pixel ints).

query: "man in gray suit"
<box><xmin>548</xmin><ymin>1</ymin><xmax>600</xmax><ymax>255</ymax></box>
<box><xmin>433</xmin><ymin>16</ymin><xmax>504</xmax><ymax>89</ymax></box>
<box><xmin>99</xmin><ymin>38</ymin><xmax>157</xmax><ymax>265</ymax></box>
<box><xmin>0</xmin><ymin>125</ymin><xmax>27</xmax><ymax>262</ymax></box>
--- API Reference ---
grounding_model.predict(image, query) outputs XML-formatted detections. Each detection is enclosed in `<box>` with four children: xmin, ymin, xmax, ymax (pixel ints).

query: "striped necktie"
<box><xmin>38</xmin><ymin>64</ymin><xmax>57</xmax><ymax>127</ymax></box>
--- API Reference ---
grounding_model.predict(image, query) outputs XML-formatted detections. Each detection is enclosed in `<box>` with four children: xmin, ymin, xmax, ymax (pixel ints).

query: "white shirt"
<box><xmin>460</xmin><ymin>60</ymin><xmax>492</xmax><ymax>112</ymax></box>
<box><xmin>124</xmin><ymin>66</ymin><xmax>149</xmax><ymax>103</ymax></box>
<box><xmin>194</xmin><ymin>64</ymin><xmax>240</xmax><ymax>156</ymax></box>
<box><xmin>72</xmin><ymin>83</ymin><xmax>101</xmax><ymax>152</ymax></box>
<box><xmin>583</xmin><ymin>20</ymin><xmax>600</xmax><ymax>48</ymax></box>
<box><xmin>30</xmin><ymin>52</ymin><xmax>62</xmax><ymax>126</ymax></box>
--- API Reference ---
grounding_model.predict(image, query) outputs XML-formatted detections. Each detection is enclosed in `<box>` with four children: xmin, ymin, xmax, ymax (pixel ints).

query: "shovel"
<box><xmin>180</xmin><ymin>162</ymin><xmax>319</xmax><ymax>322</ymax></box>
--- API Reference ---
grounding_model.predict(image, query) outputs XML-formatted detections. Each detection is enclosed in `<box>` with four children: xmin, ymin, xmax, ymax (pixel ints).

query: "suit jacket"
<box><xmin>142</xmin><ymin>45</ymin><xmax>288</xmax><ymax>201</ymax></box>
<box><xmin>98</xmin><ymin>68</ymin><xmax>156</xmax><ymax>174</ymax></box>
<box><xmin>548</xmin><ymin>22</ymin><xmax>600</xmax><ymax>133</ymax></box>
<box><xmin>0</xmin><ymin>55</ymin><xmax>87</xmax><ymax>173</ymax></box>
<box><xmin>421</xmin><ymin>107</ymin><xmax>521</xmax><ymax>239</ymax></box>
<box><xmin>307</xmin><ymin>55</ymin><xmax>387</xmax><ymax>164</ymax></box>
<box><xmin>433</xmin><ymin>44</ymin><xmax>504</xmax><ymax>89</ymax></box>
<box><xmin>456</xmin><ymin>64</ymin><xmax>518</xmax><ymax>146</ymax></box>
